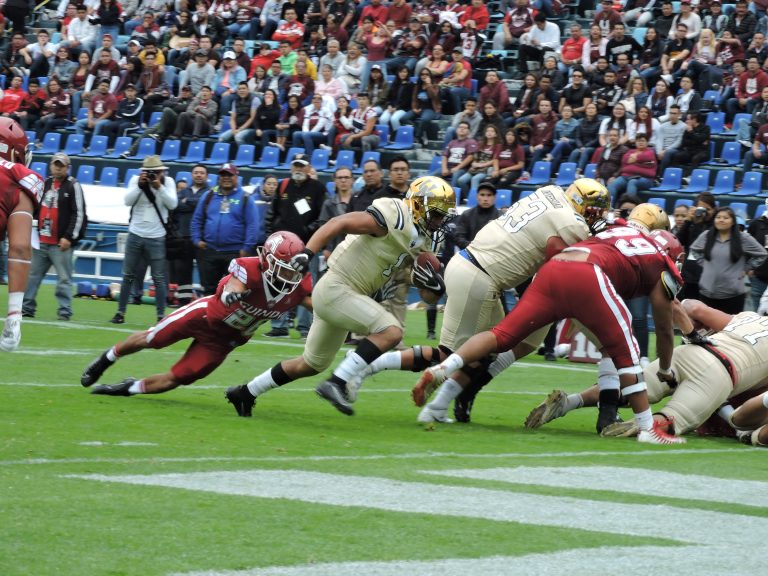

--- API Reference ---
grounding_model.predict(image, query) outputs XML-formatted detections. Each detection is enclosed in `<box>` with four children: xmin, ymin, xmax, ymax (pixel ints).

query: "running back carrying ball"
<box><xmin>412</xmin><ymin>252</ymin><xmax>445</xmax><ymax>296</ymax></box>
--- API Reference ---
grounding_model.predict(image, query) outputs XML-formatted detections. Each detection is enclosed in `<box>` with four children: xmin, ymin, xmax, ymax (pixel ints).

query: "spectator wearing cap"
<box><xmin>180</xmin><ymin>48</ymin><xmax>216</xmax><ymax>95</ymax></box>
<box><xmin>213</xmin><ymin>51</ymin><xmax>247</xmax><ymax>117</ymax></box>
<box><xmin>96</xmin><ymin>0</ymin><xmax>126</xmax><ymax>47</ymax></box>
<box><xmin>671</xmin><ymin>0</ymin><xmax>702</xmax><ymax>41</ymax></box>
<box><xmin>64</xmin><ymin>5</ymin><xmax>98</xmax><ymax>57</ymax></box>
<box><xmin>191</xmin><ymin>163</ymin><xmax>261</xmax><ymax>295</ymax></box>
<box><xmin>76</xmin><ymin>78</ymin><xmax>118</xmax><ymax>136</ymax></box>
<box><xmin>171</xmin><ymin>85</ymin><xmax>218</xmax><ymax>138</ymax></box>
<box><xmin>293</xmin><ymin>93</ymin><xmax>333</xmax><ymax>155</ymax></box>
<box><xmin>22</xmin><ymin>153</ymin><xmax>87</xmax><ymax>322</ymax></box>
<box><xmin>219</xmin><ymin>81</ymin><xmax>259</xmax><ymax>145</ymax></box>
<box><xmin>272</xmin><ymin>6</ymin><xmax>305</xmax><ymax>49</ymax></box>
<box><xmin>103</xmin><ymin>83</ymin><xmax>144</xmax><ymax>145</ymax></box>
<box><xmin>111</xmin><ymin>156</ymin><xmax>177</xmax><ymax>324</ymax></box>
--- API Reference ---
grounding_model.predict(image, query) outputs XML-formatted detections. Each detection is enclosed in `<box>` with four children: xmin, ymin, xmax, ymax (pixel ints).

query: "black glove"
<box><xmin>289</xmin><ymin>248</ymin><xmax>314</xmax><ymax>274</ymax></box>
<box><xmin>223</xmin><ymin>288</ymin><xmax>251</xmax><ymax>307</ymax></box>
<box><xmin>683</xmin><ymin>330</ymin><xmax>715</xmax><ymax>347</ymax></box>
<box><xmin>411</xmin><ymin>261</ymin><xmax>445</xmax><ymax>295</ymax></box>
<box><xmin>656</xmin><ymin>368</ymin><xmax>679</xmax><ymax>389</ymax></box>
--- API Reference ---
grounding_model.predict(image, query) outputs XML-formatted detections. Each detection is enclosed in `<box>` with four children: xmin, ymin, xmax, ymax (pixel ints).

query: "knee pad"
<box><xmin>412</xmin><ymin>346</ymin><xmax>442</xmax><ymax>371</ymax></box>
<box><xmin>621</xmin><ymin>380</ymin><xmax>648</xmax><ymax>398</ymax></box>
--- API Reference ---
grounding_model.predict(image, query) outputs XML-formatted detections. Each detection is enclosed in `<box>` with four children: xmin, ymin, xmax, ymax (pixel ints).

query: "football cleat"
<box><xmin>453</xmin><ymin>393</ymin><xmax>475</xmax><ymax>423</ymax></box>
<box><xmin>637</xmin><ymin>417</ymin><xmax>687</xmax><ymax>445</ymax></box>
<box><xmin>600</xmin><ymin>420</ymin><xmax>639</xmax><ymax>438</ymax></box>
<box><xmin>412</xmin><ymin>366</ymin><xmax>448</xmax><ymax>407</ymax></box>
<box><xmin>0</xmin><ymin>313</ymin><xmax>21</xmax><ymax>352</ymax></box>
<box><xmin>81</xmin><ymin>350</ymin><xmax>114</xmax><ymax>387</ymax></box>
<box><xmin>524</xmin><ymin>390</ymin><xmax>569</xmax><ymax>429</ymax></box>
<box><xmin>417</xmin><ymin>405</ymin><xmax>453</xmax><ymax>424</ymax></box>
<box><xmin>225</xmin><ymin>385</ymin><xmax>256</xmax><ymax>417</ymax></box>
<box><xmin>596</xmin><ymin>409</ymin><xmax>623</xmax><ymax>434</ymax></box>
<box><xmin>90</xmin><ymin>378</ymin><xmax>135</xmax><ymax>396</ymax></box>
<box><xmin>316</xmin><ymin>380</ymin><xmax>354</xmax><ymax>416</ymax></box>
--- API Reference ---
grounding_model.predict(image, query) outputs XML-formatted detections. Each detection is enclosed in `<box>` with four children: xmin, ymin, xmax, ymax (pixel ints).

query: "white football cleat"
<box><xmin>524</xmin><ymin>390</ymin><xmax>568</xmax><ymax>429</ymax></box>
<box><xmin>0</xmin><ymin>314</ymin><xmax>21</xmax><ymax>352</ymax></box>
<box><xmin>417</xmin><ymin>405</ymin><xmax>453</xmax><ymax>424</ymax></box>
<box><xmin>637</xmin><ymin>417</ymin><xmax>686</xmax><ymax>445</ymax></box>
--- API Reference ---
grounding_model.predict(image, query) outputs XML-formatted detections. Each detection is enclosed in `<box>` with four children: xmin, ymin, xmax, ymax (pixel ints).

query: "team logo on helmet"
<box><xmin>404</xmin><ymin>175</ymin><xmax>457</xmax><ymax>243</ymax></box>
<box><xmin>260</xmin><ymin>231</ymin><xmax>305</xmax><ymax>295</ymax></box>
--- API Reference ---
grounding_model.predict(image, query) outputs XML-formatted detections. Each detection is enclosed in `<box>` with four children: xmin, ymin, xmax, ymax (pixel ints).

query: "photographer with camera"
<box><xmin>110</xmin><ymin>156</ymin><xmax>177</xmax><ymax>325</ymax></box>
<box><xmin>675</xmin><ymin>192</ymin><xmax>716</xmax><ymax>301</ymax></box>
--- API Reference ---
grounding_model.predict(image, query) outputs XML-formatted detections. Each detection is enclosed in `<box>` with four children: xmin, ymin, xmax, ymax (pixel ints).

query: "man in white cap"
<box><xmin>212</xmin><ymin>51</ymin><xmax>247</xmax><ymax>120</ymax></box>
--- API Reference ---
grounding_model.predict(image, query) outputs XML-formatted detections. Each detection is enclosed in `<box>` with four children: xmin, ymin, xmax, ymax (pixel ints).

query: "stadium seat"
<box><xmin>465</xmin><ymin>187</ymin><xmax>477</xmax><ymax>207</ymax></box>
<box><xmin>680</xmin><ymin>169</ymin><xmax>710</xmax><ymax>194</ymax></box>
<box><xmin>526</xmin><ymin>161</ymin><xmax>552</xmax><ymax>185</ymax></box>
<box><xmin>755</xmin><ymin>204</ymin><xmax>767</xmax><ymax>219</ymax></box>
<box><xmin>705</xmin><ymin>112</ymin><xmax>726</xmax><ymax>135</ymax></box>
<box><xmin>353</xmin><ymin>151</ymin><xmax>381</xmax><ymax>174</ymax></box>
<box><xmin>65</xmin><ymin>108</ymin><xmax>88</xmax><ymax>131</ymax></box>
<box><xmin>231</xmin><ymin>144</ymin><xmax>256</xmax><ymax>167</ymax></box>
<box><xmin>202</xmin><ymin>142</ymin><xmax>231</xmax><ymax>165</ymax></box>
<box><xmin>470</xmin><ymin>78</ymin><xmax>478</xmax><ymax>96</ymax></box>
<box><xmin>76</xmin><ymin>164</ymin><xmax>95</xmax><ymax>184</ymax></box>
<box><xmin>147</xmin><ymin>110</ymin><xmax>162</xmax><ymax>128</ymax></box>
<box><xmin>125</xmin><ymin>138</ymin><xmax>157</xmax><ymax>160</ymax></box>
<box><xmin>583</xmin><ymin>163</ymin><xmax>597</xmax><ymax>179</ymax></box>
<box><xmin>705</xmin><ymin>141</ymin><xmax>742</xmax><ymax>166</ymax></box>
<box><xmin>124</xmin><ymin>168</ymin><xmax>140</xmax><ymax>186</ymax></box>
<box><xmin>518</xmin><ymin>189</ymin><xmax>536</xmax><ymax>201</ymax></box>
<box><xmin>326</xmin><ymin>150</ymin><xmax>354</xmax><ymax>173</ymax></box>
<box><xmin>554</xmin><ymin>162</ymin><xmax>577</xmax><ymax>187</ymax></box>
<box><xmin>632</xmin><ymin>27</ymin><xmax>647</xmax><ymax>44</ymax></box>
<box><xmin>274</xmin><ymin>147</ymin><xmax>304</xmax><ymax>170</ymax></box>
<box><xmin>80</xmin><ymin>135</ymin><xmax>108</xmax><ymax>157</ymax></box>
<box><xmin>375</xmin><ymin>124</ymin><xmax>389</xmax><ymax>143</ymax></box>
<box><xmin>253</xmin><ymin>145</ymin><xmax>280</xmax><ymax>168</ymax></box>
<box><xmin>710</xmin><ymin>169</ymin><xmax>736</xmax><ymax>196</ymax></box>
<box><xmin>63</xmin><ymin>134</ymin><xmax>85</xmax><ymax>156</ymax></box>
<box><xmin>99</xmin><ymin>166</ymin><xmax>119</xmax><ymax>187</ymax></box>
<box><xmin>648</xmin><ymin>197</ymin><xmax>667</xmax><ymax>210</ymax></box>
<box><xmin>209</xmin><ymin>114</ymin><xmax>231</xmax><ymax>139</ymax></box>
<box><xmin>104</xmin><ymin>137</ymin><xmax>132</xmax><ymax>158</ymax></box>
<box><xmin>727</xmin><ymin>112</ymin><xmax>751</xmax><ymax>134</ymax></box>
<box><xmin>428</xmin><ymin>155</ymin><xmax>442</xmax><ymax>174</ymax></box>
<box><xmin>178</xmin><ymin>141</ymin><xmax>206</xmax><ymax>163</ymax></box>
<box><xmin>326</xmin><ymin>181</ymin><xmax>336</xmax><ymax>195</ymax></box>
<box><xmin>159</xmin><ymin>139</ymin><xmax>181</xmax><ymax>162</ymax></box>
<box><xmin>37</xmin><ymin>132</ymin><xmax>62</xmax><ymax>154</ymax></box>
<box><xmin>30</xmin><ymin>161</ymin><xmax>47</xmax><ymax>178</ymax></box>
<box><xmin>495</xmin><ymin>189</ymin><xmax>512</xmax><ymax>208</ymax></box>
<box><xmin>25</xmin><ymin>130</ymin><xmax>35</xmax><ymax>143</ymax></box>
<box><xmin>383</xmin><ymin>126</ymin><xmax>414</xmax><ymax>150</ymax></box>
<box><xmin>730</xmin><ymin>171</ymin><xmax>763</xmax><ymax>196</ymax></box>
<box><xmin>650</xmin><ymin>167</ymin><xmax>683</xmax><ymax>192</ymax></box>
<box><xmin>175</xmin><ymin>171</ymin><xmax>192</xmax><ymax>184</ymax></box>
<box><xmin>674</xmin><ymin>198</ymin><xmax>694</xmax><ymax>208</ymax></box>
<box><xmin>310</xmin><ymin>148</ymin><xmax>331</xmax><ymax>171</ymax></box>
<box><xmin>729</xmin><ymin>202</ymin><xmax>749</xmax><ymax>219</ymax></box>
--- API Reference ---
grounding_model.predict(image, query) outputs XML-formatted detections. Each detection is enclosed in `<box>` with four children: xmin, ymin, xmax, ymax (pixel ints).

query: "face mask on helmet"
<box><xmin>405</xmin><ymin>176</ymin><xmax>457</xmax><ymax>243</ymax></box>
<box><xmin>564</xmin><ymin>178</ymin><xmax>610</xmax><ymax>232</ymax></box>
<box><xmin>261</xmin><ymin>231</ymin><xmax>306</xmax><ymax>295</ymax></box>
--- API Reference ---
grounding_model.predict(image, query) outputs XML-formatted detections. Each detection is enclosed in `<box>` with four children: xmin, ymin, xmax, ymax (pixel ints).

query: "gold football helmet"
<box><xmin>627</xmin><ymin>203</ymin><xmax>670</xmax><ymax>232</ymax></box>
<box><xmin>564</xmin><ymin>178</ymin><xmax>610</xmax><ymax>228</ymax></box>
<box><xmin>404</xmin><ymin>176</ymin><xmax>457</xmax><ymax>241</ymax></box>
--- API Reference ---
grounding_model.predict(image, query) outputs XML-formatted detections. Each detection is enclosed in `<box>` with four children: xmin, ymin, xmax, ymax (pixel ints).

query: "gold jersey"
<box><xmin>711</xmin><ymin>311</ymin><xmax>768</xmax><ymax>395</ymax></box>
<box><xmin>328</xmin><ymin>197</ymin><xmax>429</xmax><ymax>295</ymax></box>
<box><xmin>469</xmin><ymin>185</ymin><xmax>592</xmax><ymax>290</ymax></box>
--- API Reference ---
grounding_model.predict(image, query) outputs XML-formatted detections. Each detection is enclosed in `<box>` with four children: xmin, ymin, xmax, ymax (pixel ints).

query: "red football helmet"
<box><xmin>0</xmin><ymin>117</ymin><xmax>31</xmax><ymax>166</ymax></box>
<box><xmin>260</xmin><ymin>231</ymin><xmax>306</xmax><ymax>294</ymax></box>
<box><xmin>650</xmin><ymin>229</ymin><xmax>684</xmax><ymax>268</ymax></box>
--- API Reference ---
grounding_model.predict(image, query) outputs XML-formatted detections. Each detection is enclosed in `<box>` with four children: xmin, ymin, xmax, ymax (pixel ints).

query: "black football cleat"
<box><xmin>225</xmin><ymin>385</ymin><xmax>256</xmax><ymax>417</ymax></box>
<box><xmin>81</xmin><ymin>350</ymin><xmax>115</xmax><ymax>387</ymax></box>
<box><xmin>91</xmin><ymin>378</ymin><xmax>135</xmax><ymax>396</ymax></box>
<box><xmin>453</xmin><ymin>393</ymin><xmax>475</xmax><ymax>423</ymax></box>
<box><xmin>316</xmin><ymin>380</ymin><xmax>354</xmax><ymax>415</ymax></box>
<box><xmin>596</xmin><ymin>389</ymin><xmax>622</xmax><ymax>434</ymax></box>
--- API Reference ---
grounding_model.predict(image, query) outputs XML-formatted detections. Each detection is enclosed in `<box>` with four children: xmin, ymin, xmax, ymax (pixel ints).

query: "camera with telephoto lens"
<box><xmin>694</xmin><ymin>207</ymin><xmax>707</xmax><ymax>218</ymax></box>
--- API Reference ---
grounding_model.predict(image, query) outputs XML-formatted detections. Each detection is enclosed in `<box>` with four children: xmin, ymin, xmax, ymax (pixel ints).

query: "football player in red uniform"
<box><xmin>0</xmin><ymin>117</ymin><xmax>45</xmax><ymax>352</ymax></box>
<box><xmin>79</xmin><ymin>232</ymin><xmax>312</xmax><ymax>398</ymax></box>
<box><xmin>413</xmin><ymin>227</ymin><xmax>688</xmax><ymax>444</ymax></box>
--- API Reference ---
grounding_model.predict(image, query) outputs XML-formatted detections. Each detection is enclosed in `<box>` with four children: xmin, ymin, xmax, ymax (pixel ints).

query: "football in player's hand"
<box><xmin>416</xmin><ymin>252</ymin><xmax>441</xmax><ymax>271</ymax></box>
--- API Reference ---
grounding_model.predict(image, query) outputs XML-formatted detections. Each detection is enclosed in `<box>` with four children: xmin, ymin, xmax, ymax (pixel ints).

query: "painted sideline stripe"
<box><xmin>168</xmin><ymin>546</ymin><xmax>758</xmax><ymax>576</ymax></box>
<box><xmin>0</xmin><ymin>448</ymin><xmax>740</xmax><ymax>467</ymax></box>
<box><xmin>424</xmin><ymin>466</ymin><xmax>768</xmax><ymax>508</ymax></box>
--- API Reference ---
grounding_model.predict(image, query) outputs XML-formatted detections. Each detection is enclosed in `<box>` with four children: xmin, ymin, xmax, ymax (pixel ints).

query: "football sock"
<box><xmin>634</xmin><ymin>408</ymin><xmax>654</xmax><ymax>431</ymax></box>
<box><xmin>106</xmin><ymin>347</ymin><xmax>119</xmax><ymax>362</ymax></box>
<box><xmin>717</xmin><ymin>404</ymin><xmax>735</xmax><ymax>425</ymax></box>
<box><xmin>7</xmin><ymin>292</ymin><xmax>22</xmax><ymax>314</ymax></box>
<box><xmin>428</xmin><ymin>379</ymin><xmax>463</xmax><ymax>411</ymax></box>
<box><xmin>488</xmin><ymin>350</ymin><xmax>516</xmax><ymax>377</ymax></box>
<box><xmin>128</xmin><ymin>380</ymin><xmax>145</xmax><ymax>394</ymax></box>
<box><xmin>367</xmin><ymin>351</ymin><xmax>402</xmax><ymax>375</ymax></box>
<box><xmin>566</xmin><ymin>393</ymin><xmax>584</xmax><ymax>412</ymax></box>
<box><xmin>246</xmin><ymin>363</ymin><xmax>291</xmax><ymax>397</ymax></box>
<box><xmin>597</xmin><ymin>357</ymin><xmax>620</xmax><ymax>391</ymax></box>
<box><xmin>332</xmin><ymin>339</ymin><xmax>383</xmax><ymax>385</ymax></box>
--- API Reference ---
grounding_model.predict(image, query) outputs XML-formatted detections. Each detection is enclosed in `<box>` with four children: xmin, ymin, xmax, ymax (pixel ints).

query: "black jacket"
<box><xmin>346</xmin><ymin>184</ymin><xmax>387</xmax><ymax>213</ymax></box>
<box><xmin>748</xmin><ymin>216</ymin><xmax>768</xmax><ymax>282</ymax></box>
<box><xmin>43</xmin><ymin>176</ymin><xmax>87</xmax><ymax>242</ymax></box>
<box><xmin>267</xmin><ymin>178</ymin><xmax>326</xmax><ymax>242</ymax></box>
<box><xmin>454</xmin><ymin>205</ymin><xmax>500</xmax><ymax>249</ymax></box>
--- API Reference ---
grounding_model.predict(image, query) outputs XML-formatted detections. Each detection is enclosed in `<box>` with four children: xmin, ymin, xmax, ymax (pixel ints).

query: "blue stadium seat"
<box><xmin>159</xmin><ymin>139</ymin><xmax>181</xmax><ymax>162</ymax></box>
<box><xmin>755</xmin><ymin>204</ymin><xmax>767</xmax><ymax>219</ymax></box>
<box><xmin>175</xmin><ymin>171</ymin><xmax>192</xmax><ymax>184</ymax></box>
<box><xmin>178</xmin><ymin>141</ymin><xmax>206</xmax><ymax>163</ymax></box>
<box><xmin>325</xmin><ymin>150</ymin><xmax>354</xmax><ymax>173</ymax></box>
<box><xmin>428</xmin><ymin>155</ymin><xmax>442</xmax><ymax>174</ymax></box>
<box><xmin>25</xmin><ymin>130</ymin><xmax>36</xmax><ymax>144</ymax></box>
<box><xmin>632</xmin><ymin>27</ymin><xmax>647</xmax><ymax>44</ymax></box>
<box><xmin>647</xmin><ymin>197</ymin><xmax>667</xmax><ymax>210</ymax></box>
<box><xmin>526</xmin><ymin>161</ymin><xmax>552</xmax><ymax>185</ymax></box>
<box><xmin>465</xmin><ymin>187</ymin><xmax>477</xmax><ymax>207</ymax></box>
<box><xmin>30</xmin><ymin>161</ymin><xmax>47</xmax><ymax>178</ymax></box>
<box><xmin>680</xmin><ymin>169</ymin><xmax>710</xmax><ymax>194</ymax></box>
<box><xmin>104</xmin><ymin>137</ymin><xmax>132</xmax><ymax>158</ymax></box>
<box><xmin>231</xmin><ymin>144</ymin><xmax>256</xmax><ymax>167</ymax></box>
<box><xmin>375</xmin><ymin>124</ymin><xmax>389</xmax><ymax>143</ymax></box>
<box><xmin>274</xmin><ymin>147</ymin><xmax>304</xmax><ymax>170</ymax></box>
<box><xmin>650</xmin><ymin>167</ymin><xmax>683</xmax><ymax>192</ymax></box>
<box><xmin>124</xmin><ymin>168</ymin><xmax>140</xmax><ymax>186</ymax></box>
<box><xmin>727</xmin><ymin>112</ymin><xmax>751</xmax><ymax>134</ymax></box>
<box><xmin>63</xmin><ymin>134</ymin><xmax>85</xmax><ymax>156</ymax></box>
<box><xmin>674</xmin><ymin>198</ymin><xmax>694</xmax><ymax>208</ymax></box>
<box><xmin>495</xmin><ymin>189</ymin><xmax>512</xmax><ymax>208</ymax></box>
<box><xmin>310</xmin><ymin>148</ymin><xmax>330</xmax><ymax>171</ymax></box>
<box><xmin>80</xmin><ymin>135</ymin><xmax>109</xmax><ymax>157</ymax></box>
<box><xmin>518</xmin><ymin>189</ymin><xmax>536</xmax><ymax>201</ymax></box>
<box><xmin>583</xmin><ymin>163</ymin><xmax>597</xmax><ymax>179</ymax></box>
<box><xmin>353</xmin><ymin>151</ymin><xmax>381</xmax><ymax>174</ymax></box>
<box><xmin>37</xmin><ymin>133</ymin><xmax>62</xmax><ymax>154</ymax></box>
<box><xmin>710</xmin><ymin>169</ymin><xmax>736</xmax><ymax>196</ymax></box>
<box><xmin>76</xmin><ymin>164</ymin><xmax>95</xmax><ymax>184</ymax></box>
<box><xmin>126</xmin><ymin>138</ymin><xmax>157</xmax><ymax>160</ymax></box>
<box><xmin>729</xmin><ymin>202</ymin><xmax>749</xmax><ymax>220</ymax></box>
<box><xmin>248</xmin><ymin>176</ymin><xmax>264</xmax><ymax>187</ymax></box>
<box><xmin>253</xmin><ymin>146</ymin><xmax>280</xmax><ymax>168</ymax></box>
<box><xmin>202</xmin><ymin>142</ymin><xmax>231</xmax><ymax>165</ymax></box>
<box><xmin>554</xmin><ymin>162</ymin><xmax>577</xmax><ymax>187</ymax></box>
<box><xmin>705</xmin><ymin>141</ymin><xmax>742</xmax><ymax>166</ymax></box>
<box><xmin>326</xmin><ymin>181</ymin><xmax>336</xmax><ymax>195</ymax></box>
<box><xmin>99</xmin><ymin>166</ymin><xmax>119</xmax><ymax>187</ymax></box>
<box><xmin>65</xmin><ymin>108</ymin><xmax>88</xmax><ymax>131</ymax></box>
<box><xmin>383</xmin><ymin>126</ymin><xmax>414</xmax><ymax>150</ymax></box>
<box><xmin>706</xmin><ymin>112</ymin><xmax>726</xmax><ymax>135</ymax></box>
<box><xmin>730</xmin><ymin>171</ymin><xmax>763</xmax><ymax>196</ymax></box>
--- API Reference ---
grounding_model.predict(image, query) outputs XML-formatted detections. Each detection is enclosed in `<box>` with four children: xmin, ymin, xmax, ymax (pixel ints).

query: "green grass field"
<box><xmin>1</xmin><ymin>286</ymin><xmax>766</xmax><ymax>576</ymax></box>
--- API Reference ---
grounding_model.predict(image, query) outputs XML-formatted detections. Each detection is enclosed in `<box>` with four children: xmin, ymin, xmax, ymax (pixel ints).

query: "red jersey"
<box><xmin>0</xmin><ymin>160</ymin><xmax>45</xmax><ymax>237</ymax></box>
<box><xmin>207</xmin><ymin>257</ymin><xmax>312</xmax><ymax>339</ymax></box>
<box><xmin>566</xmin><ymin>225</ymin><xmax>681</xmax><ymax>300</ymax></box>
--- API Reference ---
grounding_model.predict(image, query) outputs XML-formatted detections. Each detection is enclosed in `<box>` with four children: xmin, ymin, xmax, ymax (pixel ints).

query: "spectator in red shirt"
<box><xmin>272</xmin><ymin>7</ymin><xmax>305</xmax><ymax>49</ymax></box>
<box><xmin>528</xmin><ymin>99</ymin><xmax>558</xmax><ymax>168</ymax></box>
<box><xmin>359</xmin><ymin>0</ymin><xmax>388</xmax><ymax>27</ymax></box>
<box><xmin>74</xmin><ymin>78</ymin><xmax>117</xmax><ymax>137</ymax></box>
<box><xmin>0</xmin><ymin>75</ymin><xmax>26</xmax><ymax>116</ymax></box>
<box><xmin>726</xmin><ymin>56</ymin><xmax>768</xmax><ymax>121</ymax></box>
<box><xmin>561</xmin><ymin>23</ymin><xmax>588</xmax><ymax>72</ymax></box>
<box><xmin>492</xmin><ymin>0</ymin><xmax>533</xmax><ymax>50</ymax></box>
<box><xmin>387</xmin><ymin>0</ymin><xmax>413</xmax><ymax>28</ymax></box>
<box><xmin>460</xmin><ymin>0</ymin><xmax>490</xmax><ymax>31</ymax></box>
<box><xmin>606</xmin><ymin>133</ymin><xmax>658</xmax><ymax>197</ymax></box>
